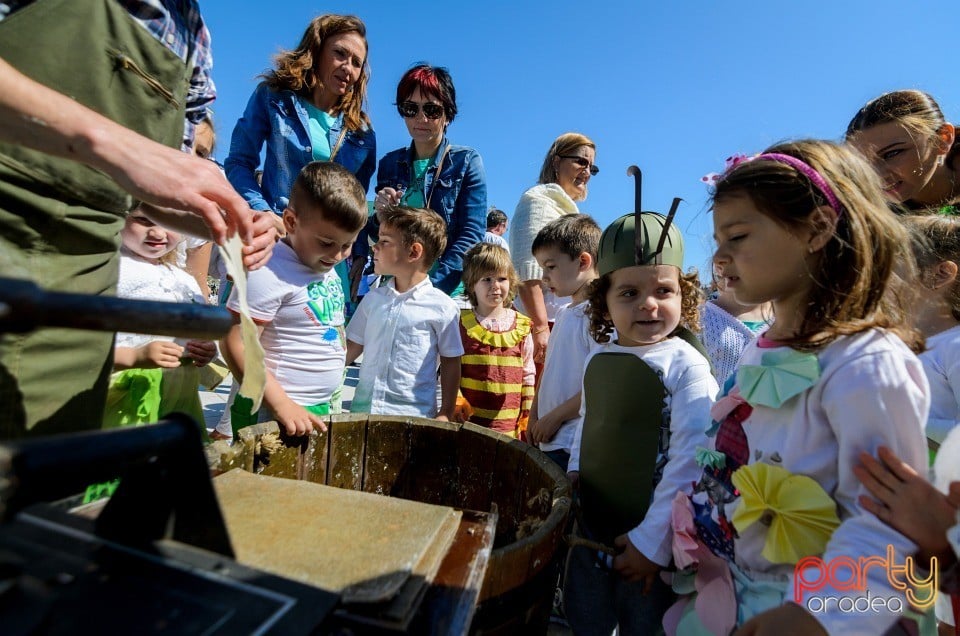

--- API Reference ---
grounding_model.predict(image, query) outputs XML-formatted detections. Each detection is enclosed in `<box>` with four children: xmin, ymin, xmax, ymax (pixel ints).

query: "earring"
<box><xmin>937</xmin><ymin>154</ymin><xmax>946</xmax><ymax>167</ymax></box>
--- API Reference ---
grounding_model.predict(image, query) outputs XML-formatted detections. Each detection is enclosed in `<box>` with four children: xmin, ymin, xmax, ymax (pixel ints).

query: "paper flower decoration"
<box><xmin>736</xmin><ymin>349</ymin><xmax>820</xmax><ymax>409</ymax></box>
<box><xmin>731</xmin><ymin>463</ymin><xmax>840</xmax><ymax>565</ymax></box>
<box><xmin>695</xmin><ymin>447</ymin><xmax>727</xmax><ymax>471</ymax></box>
<box><xmin>710</xmin><ymin>385</ymin><xmax>747</xmax><ymax>422</ymax></box>
<box><xmin>664</xmin><ymin>493</ymin><xmax>737</xmax><ymax>636</ymax></box>
<box><xmin>672</xmin><ymin>491</ymin><xmax>701</xmax><ymax>570</ymax></box>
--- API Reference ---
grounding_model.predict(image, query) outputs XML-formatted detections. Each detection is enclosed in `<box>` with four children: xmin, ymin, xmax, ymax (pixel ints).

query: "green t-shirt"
<box><xmin>300</xmin><ymin>98</ymin><xmax>336</xmax><ymax>161</ymax></box>
<box><xmin>400</xmin><ymin>158</ymin><xmax>431</xmax><ymax>208</ymax></box>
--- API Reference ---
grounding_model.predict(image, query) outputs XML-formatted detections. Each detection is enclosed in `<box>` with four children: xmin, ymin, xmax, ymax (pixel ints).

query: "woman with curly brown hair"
<box><xmin>225</xmin><ymin>14</ymin><xmax>376</xmax><ymax>220</ymax></box>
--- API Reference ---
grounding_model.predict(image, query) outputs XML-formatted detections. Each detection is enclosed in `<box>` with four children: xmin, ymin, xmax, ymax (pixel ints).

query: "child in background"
<box><xmin>528</xmin><ymin>214</ymin><xmax>601</xmax><ymax>471</ymax></box>
<box><xmin>699</xmin><ymin>264</ymin><xmax>773</xmax><ymax>385</ymax></box>
<box><xmin>346</xmin><ymin>206</ymin><xmax>463</xmax><ymax>419</ymax></box>
<box><xmin>107</xmin><ymin>210</ymin><xmax>216</xmax><ymax>432</ymax></box>
<box><xmin>905</xmin><ymin>214</ymin><xmax>960</xmax><ymax>448</ymax></box>
<box><xmin>482</xmin><ymin>207</ymin><xmax>510</xmax><ymax>252</ymax></box>
<box><xmin>456</xmin><ymin>243</ymin><xmax>534</xmax><ymax>437</ymax></box>
<box><xmin>564</xmin><ymin>211</ymin><xmax>717</xmax><ymax>635</ymax></box>
<box><xmin>221</xmin><ymin>162</ymin><xmax>367</xmax><ymax>436</ymax></box>
<box><xmin>670</xmin><ymin>141</ymin><xmax>929</xmax><ymax>636</ymax></box>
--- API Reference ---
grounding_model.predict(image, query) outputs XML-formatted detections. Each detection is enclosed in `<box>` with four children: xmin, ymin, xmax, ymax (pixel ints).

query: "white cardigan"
<box><xmin>507</xmin><ymin>183</ymin><xmax>580</xmax><ymax>282</ymax></box>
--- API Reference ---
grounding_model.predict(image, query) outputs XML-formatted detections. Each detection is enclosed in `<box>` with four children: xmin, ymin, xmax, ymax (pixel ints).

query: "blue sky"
<box><xmin>202</xmin><ymin>1</ymin><xmax>959</xmax><ymax>275</ymax></box>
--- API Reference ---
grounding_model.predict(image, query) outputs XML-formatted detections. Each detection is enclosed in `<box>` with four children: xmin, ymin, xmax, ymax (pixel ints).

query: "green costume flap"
<box><xmin>579</xmin><ymin>352</ymin><xmax>669</xmax><ymax>544</ymax></box>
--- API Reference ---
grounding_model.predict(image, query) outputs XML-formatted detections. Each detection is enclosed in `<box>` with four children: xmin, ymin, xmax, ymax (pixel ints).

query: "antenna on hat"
<box><xmin>655</xmin><ymin>197</ymin><xmax>683</xmax><ymax>261</ymax></box>
<box><xmin>627</xmin><ymin>165</ymin><xmax>643</xmax><ymax>265</ymax></box>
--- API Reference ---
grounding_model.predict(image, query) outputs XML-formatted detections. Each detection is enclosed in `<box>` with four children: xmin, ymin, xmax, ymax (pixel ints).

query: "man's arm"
<box><xmin>0</xmin><ymin>57</ymin><xmax>254</xmax><ymax>245</ymax></box>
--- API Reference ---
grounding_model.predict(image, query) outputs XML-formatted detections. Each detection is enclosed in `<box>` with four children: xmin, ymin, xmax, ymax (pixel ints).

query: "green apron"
<box><xmin>579</xmin><ymin>352</ymin><xmax>669</xmax><ymax>546</ymax></box>
<box><xmin>0</xmin><ymin>0</ymin><xmax>189</xmax><ymax>438</ymax></box>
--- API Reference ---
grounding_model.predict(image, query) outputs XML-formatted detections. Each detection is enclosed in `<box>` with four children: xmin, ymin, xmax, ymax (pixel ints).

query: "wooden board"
<box><xmin>212</xmin><ymin>469</ymin><xmax>461</xmax><ymax>604</ymax></box>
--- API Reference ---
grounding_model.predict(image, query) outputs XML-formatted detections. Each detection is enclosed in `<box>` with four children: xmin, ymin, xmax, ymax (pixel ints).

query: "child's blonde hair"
<box><xmin>586</xmin><ymin>268</ymin><xmax>703</xmax><ymax>343</ymax></box>
<box><xmin>461</xmin><ymin>243</ymin><xmax>519</xmax><ymax>309</ymax></box>
<box><xmin>905</xmin><ymin>213</ymin><xmax>960</xmax><ymax>321</ymax></box>
<box><xmin>713</xmin><ymin>139</ymin><xmax>921</xmax><ymax>352</ymax></box>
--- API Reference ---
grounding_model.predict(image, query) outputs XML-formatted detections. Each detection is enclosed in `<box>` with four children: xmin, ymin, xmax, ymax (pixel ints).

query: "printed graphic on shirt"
<box><xmin>304</xmin><ymin>278</ymin><xmax>345</xmax><ymax>342</ymax></box>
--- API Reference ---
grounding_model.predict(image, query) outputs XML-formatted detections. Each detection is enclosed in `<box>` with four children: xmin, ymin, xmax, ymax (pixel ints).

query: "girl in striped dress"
<box><xmin>457</xmin><ymin>243</ymin><xmax>536</xmax><ymax>438</ymax></box>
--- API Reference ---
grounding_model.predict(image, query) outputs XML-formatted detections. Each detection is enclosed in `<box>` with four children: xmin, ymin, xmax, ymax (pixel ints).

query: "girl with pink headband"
<box><xmin>665</xmin><ymin>140</ymin><xmax>930</xmax><ymax>635</ymax></box>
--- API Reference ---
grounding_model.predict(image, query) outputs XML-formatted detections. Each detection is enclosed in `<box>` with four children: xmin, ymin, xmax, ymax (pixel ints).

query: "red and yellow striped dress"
<box><xmin>458</xmin><ymin>309</ymin><xmax>536</xmax><ymax>436</ymax></box>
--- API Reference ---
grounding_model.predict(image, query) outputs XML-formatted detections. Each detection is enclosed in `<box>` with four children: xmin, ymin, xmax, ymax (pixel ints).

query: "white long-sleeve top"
<box><xmin>920</xmin><ymin>323</ymin><xmax>960</xmax><ymax>444</ymax></box>
<box><xmin>730</xmin><ymin>330</ymin><xmax>929</xmax><ymax>635</ymax></box>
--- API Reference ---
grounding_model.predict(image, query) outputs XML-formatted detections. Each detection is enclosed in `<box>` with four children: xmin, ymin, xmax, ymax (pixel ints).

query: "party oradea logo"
<box><xmin>793</xmin><ymin>545</ymin><xmax>937</xmax><ymax>614</ymax></box>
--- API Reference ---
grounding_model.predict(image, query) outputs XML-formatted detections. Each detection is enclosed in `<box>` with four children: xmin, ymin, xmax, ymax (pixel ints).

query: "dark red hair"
<box><xmin>396</xmin><ymin>63</ymin><xmax>457</xmax><ymax>123</ymax></box>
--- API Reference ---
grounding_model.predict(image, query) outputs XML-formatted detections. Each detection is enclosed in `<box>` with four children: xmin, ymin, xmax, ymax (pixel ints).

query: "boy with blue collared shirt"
<box><xmin>346</xmin><ymin>206</ymin><xmax>463</xmax><ymax>419</ymax></box>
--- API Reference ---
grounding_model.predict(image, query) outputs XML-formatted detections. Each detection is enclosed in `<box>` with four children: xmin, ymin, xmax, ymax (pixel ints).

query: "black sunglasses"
<box><xmin>397</xmin><ymin>101</ymin><xmax>445</xmax><ymax>120</ymax></box>
<box><xmin>559</xmin><ymin>155</ymin><xmax>599</xmax><ymax>176</ymax></box>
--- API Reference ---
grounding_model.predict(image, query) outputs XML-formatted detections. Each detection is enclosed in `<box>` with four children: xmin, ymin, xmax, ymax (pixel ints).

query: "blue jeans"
<box><xmin>544</xmin><ymin>448</ymin><xmax>570</xmax><ymax>473</ymax></box>
<box><xmin>563</xmin><ymin>528</ymin><xmax>674</xmax><ymax>636</ymax></box>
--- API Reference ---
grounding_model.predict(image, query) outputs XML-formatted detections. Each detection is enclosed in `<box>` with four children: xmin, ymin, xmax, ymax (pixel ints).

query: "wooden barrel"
<box><xmin>207</xmin><ymin>414</ymin><xmax>572</xmax><ymax>635</ymax></box>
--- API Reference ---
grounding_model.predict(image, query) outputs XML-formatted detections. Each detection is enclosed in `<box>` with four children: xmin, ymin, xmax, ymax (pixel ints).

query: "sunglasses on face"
<box><xmin>559</xmin><ymin>155</ymin><xmax>599</xmax><ymax>176</ymax></box>
<box><xmin>397</xmin><ymin>101</ymin><xmax>445</xmax><ymax>120</ymax></box>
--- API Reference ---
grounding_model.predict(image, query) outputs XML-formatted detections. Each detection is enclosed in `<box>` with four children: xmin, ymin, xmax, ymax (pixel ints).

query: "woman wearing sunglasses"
<box><xmin>366</xmin><ymin>63</ymin><xmax>487</xmax><ymax>295</ymax></box>
<box><xmin>508</xmin><ymin>132</ymin><xmax>598</xmax><ymax>364</ymax></box>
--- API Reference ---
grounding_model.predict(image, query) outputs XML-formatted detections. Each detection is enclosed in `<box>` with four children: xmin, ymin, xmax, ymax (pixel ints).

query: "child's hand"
<box><xmin>136</xmin><ymin>341</ymin><xmax>184</xmax><ymax>368</ymax></box>
<box><xmin>528</xmin><ymin>410</ymin><xmax>563</xmax><ymax>445</ymax></box>
<box><xmin>184</xmin><ymin>340</ymin><xmax>217</xmax><ymax>367</ymax></box>
<box><xmin>273</xmin><ymin>399</ymin><xmax>327</xmax><ymax>436</ymax></box>
<box><xmin>532</xmin><ymin>327</ymin><xmax>550</xmax><ymax>364</ymax></box>
<box><xmin>734</xmin><ymin>603</ymin><xmax>826</xmax><ymax>636</ymax></box>
<box><xmin>853</xmin><ymin>446</ymin><xmax>958</xmax><ymax>564</ymax></box>
<box><xmin>612</xmin><ymin>534</ymin><xmax>660</xmax><ymax>590</ymax></box>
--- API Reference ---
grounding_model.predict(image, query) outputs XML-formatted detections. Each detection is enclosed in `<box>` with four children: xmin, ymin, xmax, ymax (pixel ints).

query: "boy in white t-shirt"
<box><xmin>221</xmin><ymin>162</ymin><xmax>367</xmax><ymax>436</ymax></box>
<box><xmin>346</xmin><ymin>206</ymin><xmax>463</xmax><ymax>419</ymax></box>
<box><xmin>528</xmin><ymin>214</ymin><xmax>602</xmax><ymax>471</ymax></box>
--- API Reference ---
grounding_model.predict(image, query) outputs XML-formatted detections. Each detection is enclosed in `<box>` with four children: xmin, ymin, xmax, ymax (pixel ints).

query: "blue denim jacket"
<box><xmin>224</xmin><ymin>82</ymin><xmax>376</xmax><ymax>213</ymax></box>
<box><xmin>361</xmin><ymin>138</ymin><xmax>486</xmax><ymax>294</ymax></box>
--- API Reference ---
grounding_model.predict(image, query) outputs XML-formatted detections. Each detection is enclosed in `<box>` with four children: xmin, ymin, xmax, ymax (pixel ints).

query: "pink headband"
<box><xmin>702</xmin><ymin>152</ymin><xmax>845</xmax><ymax>216</ymax></box>
<box><xmin>755</xmin><ymin>153</ymin><xmax>844</xmax><ymax>216</ymax></box>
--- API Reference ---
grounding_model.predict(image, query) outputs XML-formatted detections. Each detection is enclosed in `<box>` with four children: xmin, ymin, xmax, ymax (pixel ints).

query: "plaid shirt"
<box><xmin>0</xmin><ymin>0</ymin><xmax>215</xmax><ymax>151</ymax></box>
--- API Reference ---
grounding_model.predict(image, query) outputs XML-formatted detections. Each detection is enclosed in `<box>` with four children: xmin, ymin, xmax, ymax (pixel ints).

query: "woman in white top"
<box><xmin>508</xmin><ymin>132</ymin><xmax>597</xmax><ymax>363</ymax></box>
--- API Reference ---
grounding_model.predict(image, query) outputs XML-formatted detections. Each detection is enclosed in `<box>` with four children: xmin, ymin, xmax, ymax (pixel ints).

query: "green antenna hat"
<box><xmin>596</xmin><ymin>166</ymin><xmax>685</xmax><ymax>276</ymax></box>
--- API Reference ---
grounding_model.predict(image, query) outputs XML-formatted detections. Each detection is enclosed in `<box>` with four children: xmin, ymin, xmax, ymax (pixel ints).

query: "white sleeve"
<box><xmin>346</xmin><ymin>294</ymin><xmax>371</xmax><ymax>345</ymax></box>
<box><xmin>929</xmin><ymin>352</ymin><xmax>960</xmax><ymax>443</ymax></box>
<box><xmin>226</xmin><ymin>265</ymin><xmax>282</xmax><ymax>322</ymax></box>
<box><xmin>437</xmin><ymin>304</ymin><xmax>465</xmax><ymax>357</ymax></box>
<box><xmin>790</xmin><ymin>348</ymin><xmax>929</xmax><ymax>635</ymax></box>
<box><xmin>568</xmin><ymin>351</ymin><xmax>595</xmax><ymax>473</ymax></box>
<box><xmin>627</xmin><ymin>361</ymin><xmax>718</xmax><ymax>566</ymax></box>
